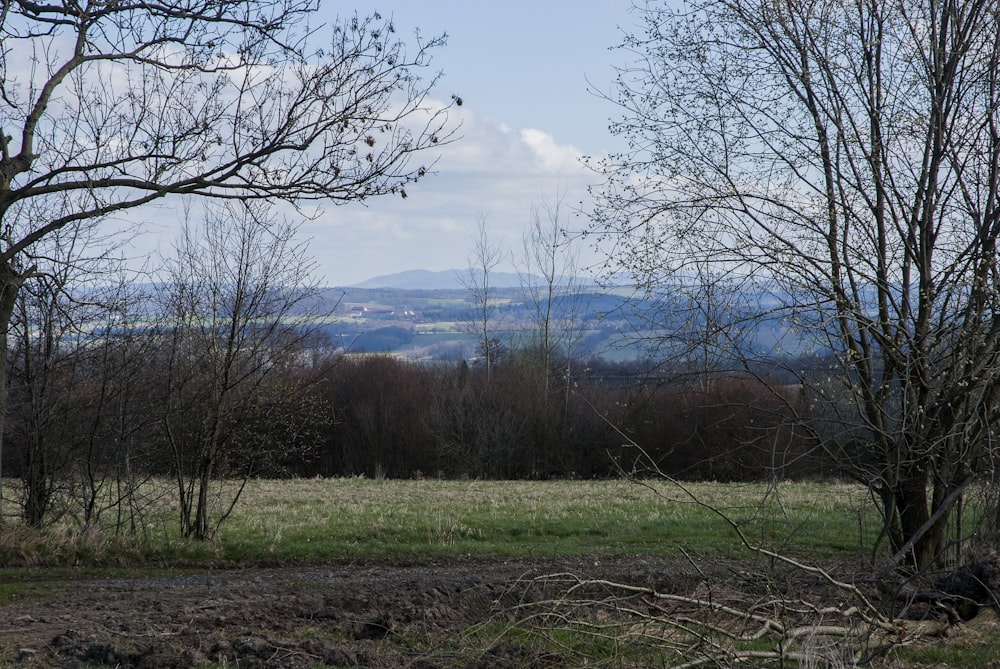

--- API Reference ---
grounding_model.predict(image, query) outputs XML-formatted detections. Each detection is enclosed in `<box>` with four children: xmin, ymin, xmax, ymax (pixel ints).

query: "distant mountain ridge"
<box><xmin>351</xmin><ymin>268</ymin><xmax>553</xmax><ymax>290</ymax></box>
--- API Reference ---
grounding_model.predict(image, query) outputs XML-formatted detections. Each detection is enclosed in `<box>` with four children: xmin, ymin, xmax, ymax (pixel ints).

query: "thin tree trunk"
<box><xmin>0</xmin><ymin>262</ymin><xmax>26</xmax><ymax>525</ymax></box>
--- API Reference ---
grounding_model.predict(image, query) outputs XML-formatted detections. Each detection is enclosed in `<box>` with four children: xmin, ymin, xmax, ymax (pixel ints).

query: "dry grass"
<box><xmin>0</xmin><ymin>477</ymin><xmax>877</xmax><ymax>566</ymax></box>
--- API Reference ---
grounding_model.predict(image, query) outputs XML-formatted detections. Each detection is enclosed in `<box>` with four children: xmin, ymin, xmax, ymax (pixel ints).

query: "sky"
<box><xmin>296</xmin><ymin>0</ymin><xmax>639</xmax><ymax>286</ymax></box>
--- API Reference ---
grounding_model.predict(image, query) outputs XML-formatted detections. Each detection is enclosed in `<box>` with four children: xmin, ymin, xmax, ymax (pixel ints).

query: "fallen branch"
<box><xmin>499</xmin><ymin>569</ymin><xmax>909</xmax><ymax>668</ymax></box>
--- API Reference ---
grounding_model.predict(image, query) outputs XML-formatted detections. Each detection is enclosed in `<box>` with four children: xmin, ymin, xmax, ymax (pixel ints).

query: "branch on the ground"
<box><xmin>490</xmin><ymin>568</ymin><xmax>937</xmax><ymax>668</ymax></box>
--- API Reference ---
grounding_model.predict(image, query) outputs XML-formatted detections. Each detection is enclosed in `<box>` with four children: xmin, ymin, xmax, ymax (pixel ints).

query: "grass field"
<box><xmin>218</xmin><ymin>478</ymin><xmax>880</xmax><ymax>564</ymax></box>
<box><xmin>0</xmin><ymin>477</ymin><xmax>886</xmax><ymax>567</ymax></box>
<box><xmin>0</xmin><ymin>478</ymin><xmax>878</xmax><ymax>566</ymax></box>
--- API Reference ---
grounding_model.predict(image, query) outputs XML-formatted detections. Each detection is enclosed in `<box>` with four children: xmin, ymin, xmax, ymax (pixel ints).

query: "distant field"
<box><xmin>419</xmin><ymin>297</ymin><xmax>474</xmax><ymax>308</ymax></box>
<box><xmin>215</xmin><ymin>478</ymin><xmax>879</xmax><ymax>564</ymax></box>
<box><xmin>413</xmin><ymin>322</ymin><xmax>468</xmax><ymax>332</ymax></box>
<box><xmin>0</xmin><ymin>478</ymin><xmax>885</xmax><ymax>567</ymax></box>
<box><xmin>409</xmin><ymin>330</ymin><xmax>473</xmax><ymax>342</ymax></box>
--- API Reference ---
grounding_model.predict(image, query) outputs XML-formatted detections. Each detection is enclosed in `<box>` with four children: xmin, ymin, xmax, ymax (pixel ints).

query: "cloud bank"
<box><xmin>303</xmin><ymin>103</ymin><xmax>601</xmax><ymax>286</ymax></box>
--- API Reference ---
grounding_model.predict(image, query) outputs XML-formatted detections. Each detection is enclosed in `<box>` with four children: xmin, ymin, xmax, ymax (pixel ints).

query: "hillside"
<box><xmin>301</xmin><ymin>270</ymin><xmax>814</xmax><ymax>362</ymax></box>
<box><xmin>305</xmin><ymin>283</ymin><xmax>640</xmax><ymax>361</ymax></box>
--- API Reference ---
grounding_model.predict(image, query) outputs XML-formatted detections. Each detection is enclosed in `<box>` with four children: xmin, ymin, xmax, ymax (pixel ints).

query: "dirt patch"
<box><xmin>1</xmin><ymin>555</ymin><xmax>993</xmax><ymax>668</ymax></box>
<box><xmin>0</xmin><ymin>555</ymin><xmax>707</xmax><ymax>668</ymax></box>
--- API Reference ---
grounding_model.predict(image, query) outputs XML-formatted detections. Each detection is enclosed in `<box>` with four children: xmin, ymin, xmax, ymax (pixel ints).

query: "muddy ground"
<box><xmin>0</xmin><ymin>555</ymin><xmax>992</xmax><ymax>668</ymax></box>
<box><xmin>0</xmin><ymin>555</ymin><xmax>715</xmax><ymax>668</ymax></box>
<box><xmin>0</xmin><ymin>558</ymin><xmax>752</xmax><ymax>669</ymax></box>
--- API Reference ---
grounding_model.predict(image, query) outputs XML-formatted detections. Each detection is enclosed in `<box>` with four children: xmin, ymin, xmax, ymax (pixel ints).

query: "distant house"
<box><xmin>349</xmin><ymin>304</ymin><xmax>417</xmax><ymax>318</ymax></box>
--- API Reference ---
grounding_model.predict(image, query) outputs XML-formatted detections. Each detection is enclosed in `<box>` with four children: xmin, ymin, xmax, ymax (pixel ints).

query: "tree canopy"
<box><xmin>593</xmin><ymin>0</ymin><xmax>1000</xmax><ymax>570</ymax></box>
<box><xmin>0</xmin><ymin>2</ymin><xmax>455</xmax><ymax>234</ymax></box>
<box><xmin>0</xmin><ymin>0</ymin><xmax>458</xmax><ymax>512</ymax></box>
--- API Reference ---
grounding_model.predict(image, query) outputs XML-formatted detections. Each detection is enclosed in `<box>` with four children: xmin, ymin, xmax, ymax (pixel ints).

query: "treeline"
<box><xmin>293</xmin><ymin>355</ymin><xmax>824</xmax><ymax>482</ymax></box>
<box><xmin>2</xmin><ymin>338</ymin><xmax>829</xmax><ymax>531</ymax></box>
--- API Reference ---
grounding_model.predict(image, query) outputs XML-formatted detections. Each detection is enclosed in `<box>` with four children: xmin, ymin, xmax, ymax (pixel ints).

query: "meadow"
<box><xmin>222</xmin><ymin>478</ymin><xmax>879</xmax><ymax>563</ymax></box>
<box><xmin>0</xmin><ymin>477</ymin><xmax>883</xmax><ymax>567</ymax></box>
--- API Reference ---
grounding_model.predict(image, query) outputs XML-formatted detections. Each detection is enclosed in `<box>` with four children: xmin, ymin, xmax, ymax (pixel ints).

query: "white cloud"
<box><xmin>520</xmin><ymin>128</ymin><xmax>586</xmax><ymax>172</ymax></box>
<box><xmin>304</xmin><ymin>103</ymin><xmax>602</xmax><ymax>285</ymax></box>
<box><xmin>113</xmin><ymin>102</ymin><xmax>604</xmax><ymax>287</ymax></box>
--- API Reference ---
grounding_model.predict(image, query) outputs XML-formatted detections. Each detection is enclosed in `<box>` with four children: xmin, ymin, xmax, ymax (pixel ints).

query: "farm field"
<box><xmin>0</xmin><ymin>478</ymin><xmax>996</xmax><ymax>667</ymax></box>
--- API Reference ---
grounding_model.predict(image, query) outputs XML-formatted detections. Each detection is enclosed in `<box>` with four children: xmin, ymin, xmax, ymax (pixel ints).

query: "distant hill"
<box><xmin>351</xmin><ymin>268</ymin><xmax>532</xmax><ymax>290</ymax></box>
<box><xmin>351</xmin><ymin>268</ymin><xmax>602</xmax><ymax>290</ymax></box>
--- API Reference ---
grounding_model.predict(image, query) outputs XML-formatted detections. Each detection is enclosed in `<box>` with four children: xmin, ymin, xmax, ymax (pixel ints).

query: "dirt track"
<box><xmin>0</xmin><ymin>555</ymin><xmax>705</xmax><ymax>668</ymax></box>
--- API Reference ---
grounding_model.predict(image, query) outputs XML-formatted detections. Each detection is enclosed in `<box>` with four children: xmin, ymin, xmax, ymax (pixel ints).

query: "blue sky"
<box><xmin>302</xmin><ymin>1</ymin><xmax>639</xmax><ymax>285</ymax></box>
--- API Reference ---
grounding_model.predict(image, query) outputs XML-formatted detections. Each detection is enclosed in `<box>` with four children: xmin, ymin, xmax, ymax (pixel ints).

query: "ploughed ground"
<box><xmin>0</xmin><ymin>555</ymin><xmax>995</xmax><ymax>668</ymax></box>
<box><xmin>4</xmin><ymin>556</ymin><xmax>701</xmax><ymax>668</ymax></box>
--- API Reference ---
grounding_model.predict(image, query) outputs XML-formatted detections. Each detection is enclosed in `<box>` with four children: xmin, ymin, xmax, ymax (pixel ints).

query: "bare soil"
<box><xmin>0</xmin><ymin>555</ymin><xmax>707</xmax><ymax>668</ymax></box>
<box><xmin>0</xmin><ymin>555</ymin><xmax>994</xmax><ymax>668</ymax></box>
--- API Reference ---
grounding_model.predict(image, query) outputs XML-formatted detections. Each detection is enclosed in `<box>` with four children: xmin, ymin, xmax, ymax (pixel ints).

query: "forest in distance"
<box><xmin>3</xmin><ymin>340</ymin><xmax>826</xmax><ymax>526</ymax></box>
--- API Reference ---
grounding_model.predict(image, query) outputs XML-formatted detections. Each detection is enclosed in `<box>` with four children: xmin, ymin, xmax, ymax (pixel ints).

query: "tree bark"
<box><xmin>0</xmin><ymin>262</ymin><xmax>27</xmax><ymax>525</ymax></box>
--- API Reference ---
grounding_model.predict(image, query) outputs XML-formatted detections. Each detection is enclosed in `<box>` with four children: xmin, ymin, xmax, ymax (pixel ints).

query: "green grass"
<box><xmin>0</xmin><ymin>478</ymin><xmax>880</xmax><ymax>567</ymax></box>
<box><xmin>891</xmin><ymin>637</ymin><xmax>1000</xmax><ymax>667</ymax></box>
<box><xmin>0</xmin><ymin>577</ymin><xmax>57</xmax><ymax>602</ymax></box>
<box><xmin>215</xmin><ymin>478</ymin><xmax>877</xmax><ymax>564</ymax></box>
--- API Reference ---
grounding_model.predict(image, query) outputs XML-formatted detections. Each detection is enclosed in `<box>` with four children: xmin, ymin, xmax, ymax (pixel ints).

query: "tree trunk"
<box><xmin>23</xmin><ymin>440</ymin><xmax>49</xmax><ymax>527</ymax></box>
<box><xmin>0</xmin><ymin>262</ymin><xmax>26</xmax><ymax>525</ymax></box>
<box><xmin>195</xmin><ymin>457</ymin><xmax>213</xmax><ymax>541</ymax></box>
<box><xmin>894</xmin><ymin>477</ymin><xmax>946</xmax><ymax>571</ymax></box>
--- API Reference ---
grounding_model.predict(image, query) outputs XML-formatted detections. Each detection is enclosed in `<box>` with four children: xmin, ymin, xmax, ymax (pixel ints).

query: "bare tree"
<box><xmin>7</xmin><ymin>227</ymin><xmax>92</xmax><ymax>526</ymax></box>
<box><xmin>0</xmin><ymin>3</ymin><xmax>458</xmax><ymax>484</ymax></box>
<box><xmin>516</xmin><ymin>191</ymin><xmax>587</xmax><ymax>396</ymax></box>
<box><xmin>68</xmin><ymin>275</ymin><xmax>161</xmax><ymax>535</ymax></box>
<box><xmin>461</xmin><ymin>213</ymin><xmax>506</xmax><ymax>373</ymax></box>
<box><xmin>4</xmin><ymin>208</ymin><xmax>147</xmax><ymax>526</ymax></box>
<box><xmin>592</xmin><ymin>0</ymin><xmax>1000</xmax><ymax>570</ymax></box>
<box><xmin>156</xmin><ymin>200</ymin><xmax>324</xmax><ymax>540</ymax></box>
